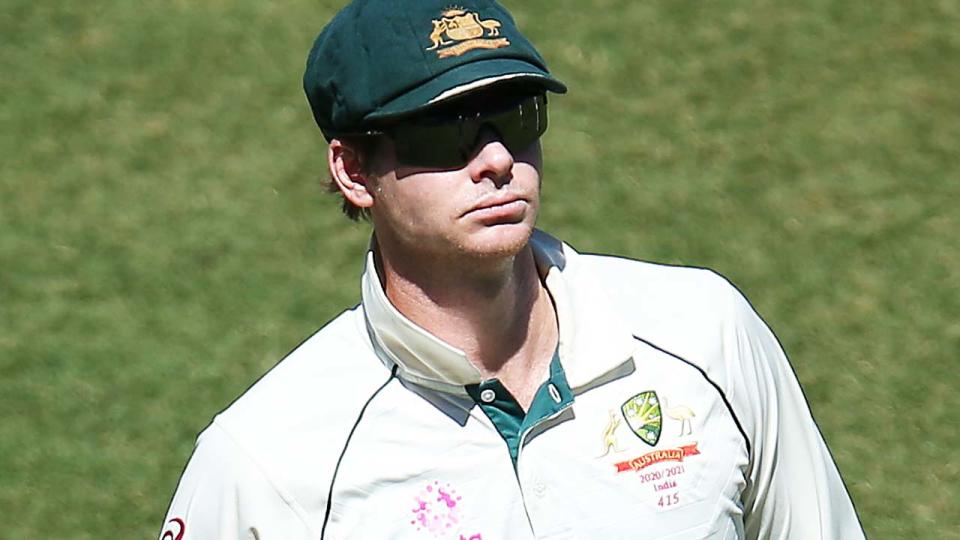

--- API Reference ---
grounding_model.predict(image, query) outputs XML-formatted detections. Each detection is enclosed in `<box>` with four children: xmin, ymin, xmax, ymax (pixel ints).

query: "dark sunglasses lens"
<box><xmin>391</xmin><ymin>123</ymin><xmax>466</xmax><ymax>169</ymax></box>
<box><xmin>497</xmin><ymin>95</ymin><xmax>548</xmax><ymax>155</ymax></box>
<box><xmin>390</xmin><ymin>94</ymin><xmax>548</xmax><ymax>169</ymax></box>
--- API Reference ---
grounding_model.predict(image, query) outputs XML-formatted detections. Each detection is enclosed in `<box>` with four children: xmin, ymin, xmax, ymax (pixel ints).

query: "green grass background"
<box><xmin>2</xmin><ymin>0</ymin><xmax>957</xmax><ymax>537</ymax></box>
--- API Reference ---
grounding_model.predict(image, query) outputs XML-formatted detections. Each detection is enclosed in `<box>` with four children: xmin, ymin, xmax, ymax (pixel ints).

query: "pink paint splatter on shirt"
<box><xmin>409</xmin><ymin>481</ymin><xmax>468</xmax><ymax>537</ymax></box>
<box><xmin>412</xmin><ymin>497</ymin><xmax>428</xmax><ymax>513</ymax></box>
<box><xmin>437</xmin><ymin>488</ymin><xmax>458</xmax><ymax>508</ymax></box>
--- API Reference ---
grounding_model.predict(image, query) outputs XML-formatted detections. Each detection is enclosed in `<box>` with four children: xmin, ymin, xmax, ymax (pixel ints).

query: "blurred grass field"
<box><xmin>2</xmin><ymin>0</ymin><xmax>958</xmax><ymax>538</ymax></box>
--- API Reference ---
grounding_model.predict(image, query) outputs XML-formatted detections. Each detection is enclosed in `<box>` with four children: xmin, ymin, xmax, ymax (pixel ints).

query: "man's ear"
<box><xmin>328</xmin><ymin>139</ymin><xmax>375</xmax><ymax>210</ymax></box>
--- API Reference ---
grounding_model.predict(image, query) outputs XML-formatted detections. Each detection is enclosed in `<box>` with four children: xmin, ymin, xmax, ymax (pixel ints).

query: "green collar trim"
<box><xmin>465</xmin><ymin>351</ymin><xmax>573</xmax><ymax>464</ymax></box>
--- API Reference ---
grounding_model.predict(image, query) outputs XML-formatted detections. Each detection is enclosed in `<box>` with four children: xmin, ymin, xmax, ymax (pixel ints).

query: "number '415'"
<box><xmin>658</xmin><ymin>493</ymin><xmax>679</xmax><ymax>508</ymax></box>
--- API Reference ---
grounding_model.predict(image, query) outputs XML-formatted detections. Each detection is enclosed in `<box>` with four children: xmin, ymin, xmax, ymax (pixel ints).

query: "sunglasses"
<box><xmin>367</xmin><ymin>93</ymin><xmax>548</xmax><ymax>169</ymax></box>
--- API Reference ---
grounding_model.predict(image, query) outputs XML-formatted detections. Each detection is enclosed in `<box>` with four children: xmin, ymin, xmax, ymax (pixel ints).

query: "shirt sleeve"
<box><xmin>725</xmin><ymin>286</ymin><xmax>866</xmax><ymax>539</ymax></box>
<box><xmin>158</xmin><ymin>421</ymin><xmax>316</xmax><ymax>540</ymax></box>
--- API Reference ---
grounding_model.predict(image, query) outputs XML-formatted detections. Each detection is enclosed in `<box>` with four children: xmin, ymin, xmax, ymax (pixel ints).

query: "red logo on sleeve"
<box><xmin>161</xmin><ymin>518</ymin><xmax>185</xmax><ymax>540</ymax></box>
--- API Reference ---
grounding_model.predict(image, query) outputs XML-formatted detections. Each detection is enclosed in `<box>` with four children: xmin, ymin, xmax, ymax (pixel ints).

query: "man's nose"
<box><xmin>466</xmin><ymin>127</ymin><xmax>514</xmax><ymax>185</ymax></box>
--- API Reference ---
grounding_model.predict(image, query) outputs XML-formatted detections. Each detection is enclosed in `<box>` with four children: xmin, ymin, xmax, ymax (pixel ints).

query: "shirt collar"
<box><xmin>361</xmin><ymin>229</ymin><xmax>636</xmax><ymax>393</ymax></box>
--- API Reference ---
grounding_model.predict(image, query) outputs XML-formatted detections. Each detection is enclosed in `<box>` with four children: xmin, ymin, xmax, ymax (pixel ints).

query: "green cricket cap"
<box><xmin>304</xmin><ymin>0</ymin><xmax>567</xmax><ymax>139</ymax></box>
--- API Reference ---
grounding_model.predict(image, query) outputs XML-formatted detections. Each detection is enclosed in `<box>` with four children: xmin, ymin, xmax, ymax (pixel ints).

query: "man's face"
<box><xmin>367</xmin><ymin>91</ymin><xmax>545</xmax><ymax>265</ymax></box>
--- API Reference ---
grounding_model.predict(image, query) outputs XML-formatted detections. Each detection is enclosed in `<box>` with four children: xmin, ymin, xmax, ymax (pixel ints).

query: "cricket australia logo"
<box><xmin>426</xmin><ymin>7</ymin><xmax>509</xmax><ymax>58</ymax></box>
<box><xmin>621</xmin><ymin>390</ymin><xmax>662</xmax><ymax>446</ymax></box>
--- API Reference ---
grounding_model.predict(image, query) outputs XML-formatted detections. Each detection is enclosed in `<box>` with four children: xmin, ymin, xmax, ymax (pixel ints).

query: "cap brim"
<box><xmin>365</xmin><ymin>58</ymin><xmax>566</xmax><ymax>122</ymax></box>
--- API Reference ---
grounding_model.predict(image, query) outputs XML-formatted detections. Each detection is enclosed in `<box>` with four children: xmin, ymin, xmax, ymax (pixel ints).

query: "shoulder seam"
<box><xmin>632</xmin><ymin>335</ymin><xmax>752</xmax><ymax>456</ymax></box>
<box><xmin>209</xmin><ymin>420</ymin><xmax>320</xmax><ymax>535</ymax></box>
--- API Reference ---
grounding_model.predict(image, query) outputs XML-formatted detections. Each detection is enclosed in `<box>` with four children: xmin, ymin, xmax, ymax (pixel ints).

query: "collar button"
<box><xmin>548</xmin><ymin>383</ymin><xmax>562</xmax><ymax>403</ymax></box>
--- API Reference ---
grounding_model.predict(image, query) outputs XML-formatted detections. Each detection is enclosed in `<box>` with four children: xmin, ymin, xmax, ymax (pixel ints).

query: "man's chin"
<box><xmin>460</xmin><ymin>222</ymin><xmax>536</xmax><ymax>261</ymax></box>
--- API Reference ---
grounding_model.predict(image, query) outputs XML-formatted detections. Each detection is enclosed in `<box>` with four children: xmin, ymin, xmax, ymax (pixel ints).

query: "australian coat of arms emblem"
<box><xmin>426</xmin><ymin>7</ymin><xmax>510</xmax><ymax>58</ymax></box>
<box><xmin>621</xmin><ymin>390</ymin><xmax>662</xmax><ymax>446</ymax></box>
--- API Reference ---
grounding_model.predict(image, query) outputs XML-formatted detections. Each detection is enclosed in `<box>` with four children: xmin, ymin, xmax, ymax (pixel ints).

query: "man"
<box><xmin>160</xmin><ymin>0</ymin><xmax>865</xmax><ymax>538</ymax></box>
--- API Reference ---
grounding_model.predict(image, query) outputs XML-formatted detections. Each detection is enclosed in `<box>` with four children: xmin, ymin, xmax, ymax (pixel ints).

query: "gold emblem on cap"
<box><xmin>426</xmin><ymin>7</ymin><xmax>509</xmax><ymax>58</ymax></box>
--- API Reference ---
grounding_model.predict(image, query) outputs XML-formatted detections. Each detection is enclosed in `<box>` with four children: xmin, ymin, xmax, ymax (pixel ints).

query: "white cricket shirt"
<box><xmin>159</xmin><ymin>230</ymin><xmax>865</xmax><ymax>539</ymax></box>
